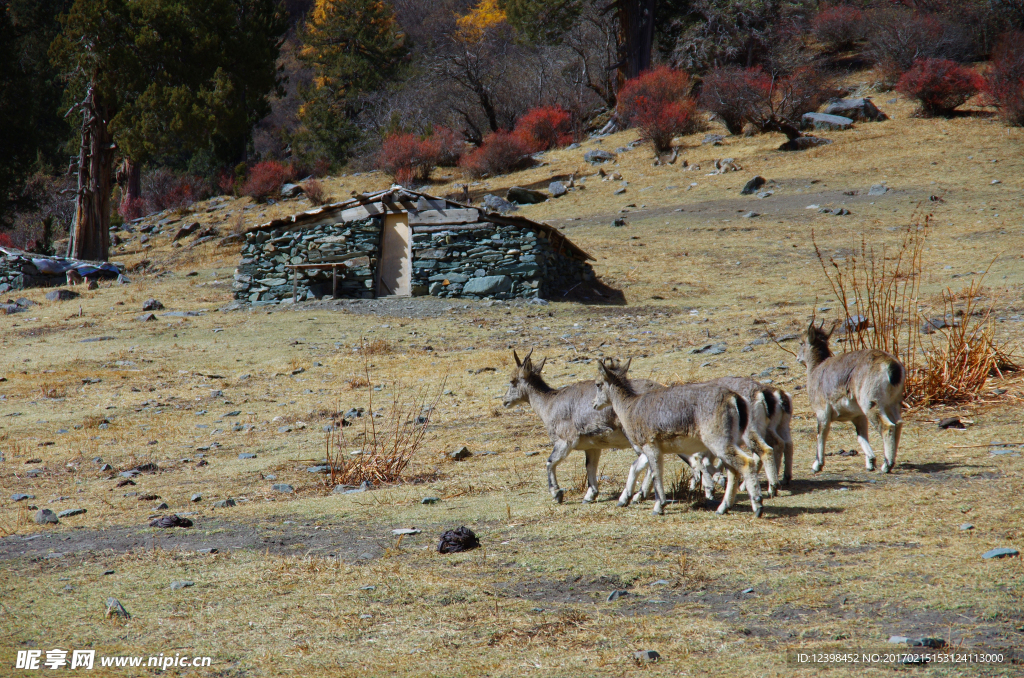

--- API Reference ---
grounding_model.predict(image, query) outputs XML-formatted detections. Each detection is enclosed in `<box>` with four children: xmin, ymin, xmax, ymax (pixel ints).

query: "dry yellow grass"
<box><xmin>1</xmin><ymin>83</ymin><xmax>1023</xmax><ymax>676</ymax></box>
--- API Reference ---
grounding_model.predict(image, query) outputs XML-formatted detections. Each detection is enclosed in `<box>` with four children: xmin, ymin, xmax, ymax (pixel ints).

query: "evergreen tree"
<box><xmin>295</xmin><ymin>0</ymin><xmax>408</xmax><ymax>161</ymax></box>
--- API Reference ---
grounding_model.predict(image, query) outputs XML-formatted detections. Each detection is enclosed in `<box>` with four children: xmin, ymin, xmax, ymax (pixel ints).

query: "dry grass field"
<box><xmin>2</xmin><ymin>87</ymin><xmax>1024</xmax><ymax>676</ymax></box>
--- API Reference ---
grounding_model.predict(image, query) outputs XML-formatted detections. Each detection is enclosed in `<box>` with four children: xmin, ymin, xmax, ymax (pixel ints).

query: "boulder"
<box><xmin>482</xmin><ymin>194</ymin><xmax>516</xmax><ymax>214</ymax></box>
<box><xmin>702</xmin><ymin>134</ymin><xmax>724</xmax><ymax>145</ymax></box>
<box><xmin>779</xmin><ymin>136</ymin><xmax>832</xmax><ymax>151</ymax></box>
<box><xmin>801</xmin><ymin>112</ymin><xmax>854</xmax><ymax>131</ymax></box>
<box><xmin>824</xmin><ymin>97</ymin><xmax>888</xmax><ymax>122</ymax></box>
<box><xmin>548</xmin><ymin>181</ymin><xmax>568</xmax><ymax>197</ymax></box>
<box><xmin>34</xmin><ymin>509</ymin><xmax>59</xmax><ymax>525</ymax></box>
<box><xmin>45</xmin><ymin>289</ymin><xmax>78</xmax><ymax>302</ymax></box>
<box><xmin>506</xmin><ymin>186</ymin><xmax>547</xmax><ymax>204</ymax></box>
<box><xmin>280</xmin><ymin>183</ymin><xmax>304</xmax><ymax>198</ymax></box>
<box><xmin>142</xmin><ymin>298</ymin><xmax>164</xmax><ymax>311</ymax></box>
<box><xmin>741</xmin><ymin>176</ymin><xmax>766</xmax><ymax>195</ymax></box>
<box><xmin>463</xmin><ymin>275</ymin><xmax>512</xmax><ymax>296</ymax></box>
<box><xmin>584</xmin><ymin>149</ymin><xmax>616</xmax><ymax>164</ymax></box>
<box><xmin>172</xmin><ymin>222</ymin><xmax>200</xmax><ymax>241</ymax></box>
<box><xmin>868</xmin><ymin>184</ymin><xmax>888</xmax><ymax>196</ymax></box>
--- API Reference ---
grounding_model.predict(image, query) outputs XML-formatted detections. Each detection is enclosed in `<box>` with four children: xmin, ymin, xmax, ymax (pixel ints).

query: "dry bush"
<box><xmin>324</xmin><ymin>361</ymin><xmax>447</xmax><ymax>486</ymax></box>
<box><xmin>82</xmin><ymin>415</ymin><xmax>109</xmax><ymax>429</ymax></box>
<box><xmin>487</xmin><ymin>609</ymin><xmax>589</xmax><ymax>647</ymax></box>
<box><xmin>813</xmin><ymin>218</ymin><xmax>1017</xmax><ymax>408</ymax></box>
<box><xmin>812</xmin><ymin>5</ymin><xmax>866</xmax><ymax>52</ymax></box>
<box><xmin>986</xmin><ymin>32</ymin><xmax>1024</xmax><ymax>126</ymax></box>
<box><xmin>302</xmin><ymin>179</ymin><xmax>329</xmax><ymax>206</ymax></box>
<box><xmin>345</xmin><ymin>375</ymin><xmax>370</xmax><ymax>390</ymax></box>
<box><xmin>359</xmin><ymin>338</ymin><xmax>394</xmax><ymax>355</ymax></box>
<box><xmin>39</xmin><ymin>383</ymin><xmax>66</xmax><ymax>399</ymax></box>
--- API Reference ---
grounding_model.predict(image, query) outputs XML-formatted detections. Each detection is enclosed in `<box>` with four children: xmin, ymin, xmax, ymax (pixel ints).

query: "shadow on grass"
<box><xmin>781</xmin><ymin>477</ymin><xmax>875</xmax><ymax>496</ymax></box>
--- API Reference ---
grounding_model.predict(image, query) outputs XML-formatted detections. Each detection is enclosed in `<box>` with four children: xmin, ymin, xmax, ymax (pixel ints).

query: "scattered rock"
<box><xmin>105</xmin><ymin>597</ymin><xmax>131</xmax><ymax>619</ymax></box>
<box><xmin>437</xmin><ymin>526</ymin><xmax>480</xmax><ymax>553</ymax></box>
<box><xmin>149</xmin><ymin>514</ymin><xmax>193</xmax><ymax>528</ymax></box>
<box><xmin>11</xmin><ymin>494</ymin><xmax>34</xmax><ymax>502</ymax></box>
<box><xmin>421</xmin><ymin>497</ymin><xmax>440</xmax><ymax>505</ymax></box>
<box><xmin>801</xmin><ymin>112</ymin><xmax>854</xmax><ymax>131</ymax></box>
<box><xmin>690</xmin><ymin>342</ymin><xmax>726</xmax><ymax>355</ymax></box>
<box><xmin>482</xmin><ymin>194</ymin><xmax>516</xmax><ymax>214</ymax></box>
<box><xmin>982</xmin><ymin>547</ymin><xmax>1018</xmax><ymax>559</ymax></box>
<box><xmin>449</xmin><ymin>445</ymin><xmax>473</xmax><ymax>461</ymax></box>
<box><xmin>272</xmin><ymin>483</ymin><xmax>295</xmax><ymax>494</ymax></box>
<box><xmin>824</xmin><ymin>97</ymin><xmax>888</xmax><ymax>122</ymax></box>
<box><xmin>742</xmin><ymin>211</ymin><xmax>759</xmax><ymax>218</ymax></box>
<box><xmin>607</xmin><ymin>590</ymin><xmax>629</xmax><ymax>602</ymax></box>
<box><xmin>960</xmin><ymin>523</ymin><xmax>974</xmax><ymax>531</ymax></box>
<box><xmin>702</xmin><ymin>134</ymin><xmax>724</xmax><ymax>145</ymax></box>
<box><xmin>155</xmin><ymin>502</ymin><xmax>169</xmax><ymax>510</ymax></box>
<box><xmin>907</xmin><ymin>638</ymin><xmax>946</xmax><ymax>649</ymax></box>
<box><xmin>191</xmin><ymin>493</ymin><xmax>202</xmax><ymax>502</ymax></box>
<box><xmin>57</xmin><ymin>508</ymin><xmax>87</xmax><ymax>518</ymax></box>
<box><xmin>634</xmin><ymin>650</ymin><xmax>660</xmax><ymax>663</ymax></box>
<box><xmin>584</xmin><ymin>149</ymin><xmax>616</xmax><ymax>164</ymax></box>
<box><xmin>937</xmin><ymin>417</ymin><xmax>965</xmax><ymax>430</ymax></box>
<box><xmin>779</xmin><ymin>136</ymin><xmax>832</xmax><ymax>151</ymax></box>
<box><xmin>392</xmin><ymin>528</ymin><xmax>421</xmax><ymax>536</ymax></box>
<box><xmin>868</xmin><ymin>184</ymin><xmax>888</xmax><ymax>196</ymax></box>
<box><xmin>463</xmin><ymin>275</ymin><xmax>512</xmax><ymax>296</ymax></box>
<box><xmin>137</xmin><ymin>313</ymin><xmax>156</xmax><ymax>322</ymax></box>
<box><xmin>280</xmin><ymin>183</ymin><xmax>304</xmax><ymax>198</ymax></box>
<box><xmin>170</xmin><ymin>580</ymin><xmax>195</xmax><ymax>591</ymax></box>
<box><xmin>507</xmin><ymin>186</ymin><xmax>547</xmax><ymax>204</ymax></box>
<box><xmin>142</xmin><ymin>298</ymin><xmax>164</xmax><ymax>311</ymax></box>
<box><xmin>549</xmin><ymin>181</ymin><xmax>568</xmax><ymax>198</ymax></box>
<box><xmin>172</xmin><ymin>222</ymin><xmax>200</xmax><ymax>241</ymax></box>
<box><xmin>214</xmin><ymin>499</ymin><xmax>236</xmax><ymax>508</ymax></box>
<box><xmin>238</xmin><ymin>453</ymin><xmax>257</xmax><ymax>460</ymax></box>
<box><xmin>34</xmin><ymin>509</ymin><xmax>59</xmax><ymax>525</ymax></box>
<box><xmin>45</xmin><ymin>289</ymin><xmax>78</xmax><ymax>302</ymax></box>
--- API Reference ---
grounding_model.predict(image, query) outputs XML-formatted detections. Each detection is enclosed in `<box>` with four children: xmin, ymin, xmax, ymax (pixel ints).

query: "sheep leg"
<box><xmin>854</xmin><ymin>415</ymin><xmax>876</xmax><ymax>471</ymax></box>
<box><xmin>546</xmin><ymin>440</ymin><xmax>572</xmax><ymax>503</ymax></box>
<box><xmin>582</xmin><ymin>450</ymin><xmax>601</xmax><ymax>503</ymax></box>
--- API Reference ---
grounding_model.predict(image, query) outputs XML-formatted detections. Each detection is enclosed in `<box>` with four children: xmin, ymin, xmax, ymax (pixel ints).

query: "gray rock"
<box><xmin>990</xmin><ymin>449</ymin><xmax>1019</xmax><ymax>456</ymax></box>
<box><xmin>392</xmin><ymin>528</ymin><xmax>421</xmax><ymax>536</ymax></box>
<box><xmin>584</xmin><ymin>149</ymin><xmax>616</xmax><ymax>164</ymax></box>
<box><xmin>11</xmin><ymin>494</ymin><xmax>34</xmax><ymax>502</ymax></box>
<box><xmin>463</xmin><ymin>275</ymin><xmax>512</xmax><ymax>296</ymax></box>
<box><xmin>155</xmin><ymin>502</ymin><xmax>168</xmax><ymax>510</ymax></box>
<box><xmin>272</xmin><ymin>483</ymin><xmax>294</xmax><ymax>493</ymax></box>
<box><xmin>34</xmin><ymin>509</ymin><xmax>59</xmax><ymax>525</ymax></box>
<box><xmin>742</xmin><ymin>211</ymin><xmax>759</xmax><ymax>218</ymax></box>
<box><xmin>741</xmin><ymin>176</ymin><xmax>766</xmax><ymax>195</ymax></box>
<box><xmin>982</xmin><ymin>547</ymin><xmax>1019</xmax><ymax>559</ymax></box>
<box><xmin>801</xmin><ymin>112</ymin><xmax>854</xmax><ymax>131</ymax></box>
<box><xmin>238</xmin><ymin>453</ymin><xmax>256</xmax><ymax>459</ymax></box>
<box><xmin>779</xmin><ymin>136</ymin><xmax>832</xmax><ymax>151</ymax></box>
<box><xmin>277</xmin><ymin>426</ymin><xmax>292</xmax><ymax>433</ymax></box>
<box><xmin>824</xmin><ymin>97</ymin><xmax>888</xmax><ymax>122</ymax></box>
<box><xmin>960</xmin><ymin>523</ymin><xmax>974</xmax><ymax>531</ymax></box>
<box><xmin>889</xmin><ymin>636</ymin><xmax>910</xmax><ymax>644</ymax></box>
<box><xmin>213</xmin><ymin>499</ymin><xmax>236</xmax><ymax>508</ymax></box>
<box><xmin>702</xmin><ymin>134</ymin><xmax>724</xmax><ymax>145</ymax></box>
<box><xmin>421</xmin><ymin>497</ymin><xmax>440</xmax><ymax>505</ymax></box>
<box><xmin>15</xmin><ymin>297</ymin><xmax>36</xmax><ymax>308</ymax></box>
<box><xmin>612</xmin><ymin>217</ymin><xmax>627</xmax><ymax>227</ymax></box>
<box><xmin>548</xmin><ymin>181</ymin><xmax>568</xmax><ymax>197</ymax></box>
<box><xmin>137</xmin><ymin>313</ymin><xmax>156</xmax><ymax>322</ymax></box>
<box><xmin>172</xmin><ymin>222</ymin><xmax>200</xmax><ymax>241</ymax></box>
<box><xmin>650</xmin><ymin>579</ymin><xmax>672</xmax><ymax>586</ymax></box>
<box><xmin>741</xmin><ymin>588</ymin><xmax>755</xmax><ymax>594</ymax></box>
<box><xmin>607</xmin><ymin>590</ymin><xmax>629</xmax><ymax>602</ymax></box>
<box><xmin>868</xmin><ymin>184</ymin><xmax>888</xmax><ymax>196</ymax></box>
<box><xmin>506</xmin><ymin>186</ymin><xmax>547</xmax><ymax>204</ymax></box>
<box><xmin>142</xmin><ymin>298</ymin><xmax>164</xmax><ymax>311</ymax></box>
<box><xmin>57</xmin><ymin>508</ymin><xmax>87</xmax><ymax>518</ymax></box>
<box><xmin>280</xmin><ymin>183</ymin><xmax>304</xmax><ymax>198</ymax></box>
<box><xmin>191</xmin><ymin>493</ymin><xmax>202</xmax><ymax>502</ymax></box>
<box><xmin>634</xmin><ymin>650</ymin><xmax>660</xmax><ymax>663</ymax></box>
<box><xmin>307</xmin><ymin>465</ymin><xmax>329</xmax><ymax>473</ymax></box>
<box><xmin>690</xmin><ymin>342</ymin><xmax>726</xmax><ymax>355</ymax></box>
<box><xmin>170</xmin><ymin>580</ymin><xmax>195</xmax><ymax>591</ymax></box>
<box><xmin>45</xmin><ymin>289</ymin><xmax>78</xmax><ymax>302</ymax></box>
<box><xmin>613</xmin><ymin>186</ymin><xmax>626</xmax><ymax>195</ymax></box>
<box><xmin>482</xmin><ymin>194</ymin><xmax>516</xmax><ymax>214</ymax></box>
<box><xmin>449</xmin><ymin>445</ymin><xmax>472</xmax><ymax>461</ymax></box>
<box><xmin>907</xmin><ymin>638</ymin><xmax>946</xmax><ymax>649</ymax></box>
<box><xmin>104</xmin><ymin>598</ymin><xmax>131</xmax><ymax>620</ymax></box>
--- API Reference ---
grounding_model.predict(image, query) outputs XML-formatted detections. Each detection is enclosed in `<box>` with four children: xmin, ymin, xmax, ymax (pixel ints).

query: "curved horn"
<box><xmin>513</xmin><ymin>350</ymin><xmax>522</xmax><ymax>367</ymax></box>
<box><xmin>522</xmin><ymin>348</ymin><xmax>534</xmax><ymax>365</ymax></box>
<box><xmin>534</xmin><ymin>356</ymin><xmax>547</xmax><ymax>373</ymax></box>
<box><xmin>827</xmin><ymin>320</ymin><xmax>840</xmax><ymax>338</ymax></box>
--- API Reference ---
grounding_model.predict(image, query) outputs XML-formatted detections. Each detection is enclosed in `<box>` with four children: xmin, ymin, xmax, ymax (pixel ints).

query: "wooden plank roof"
<box><xmin>245</xmin><ymin>186</ymin><xmax>594</xmax><ymax>262</ymax></box>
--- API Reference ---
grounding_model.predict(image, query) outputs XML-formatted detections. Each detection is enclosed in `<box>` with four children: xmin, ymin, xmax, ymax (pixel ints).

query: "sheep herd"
<box><xmin>503</xmin><ymin>321</ymin><xmax>906</xmax><ymax>517</ymax></box>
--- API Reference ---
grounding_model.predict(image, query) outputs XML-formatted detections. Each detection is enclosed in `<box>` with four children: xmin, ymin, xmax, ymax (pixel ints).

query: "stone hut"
<box><xmin>233</xmin><ymin>187</ymin><xmax>596</xmax><ymax>305</ymax></box>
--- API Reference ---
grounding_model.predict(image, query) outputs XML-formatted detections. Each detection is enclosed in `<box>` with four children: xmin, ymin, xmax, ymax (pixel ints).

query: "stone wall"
<box><xmin>233</xmin><ymin>215</ymin><xmax>595</xmax><ymax>304</ymax></box>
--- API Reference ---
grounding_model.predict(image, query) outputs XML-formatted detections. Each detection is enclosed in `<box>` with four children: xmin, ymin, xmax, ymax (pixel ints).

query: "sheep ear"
<box><xmin>523</xmin><ymin>348</ymin><xmax>534</xmax><ymax>363</ymax></box>
<box><xmin>513</xmin><ymin>350</ymin><xmax>522</xmax><ymax>367</ymax></box>
<box><xmin>534</xmin><ymin>357</ymin><xmax>546</xmax><ymax>373</ymax></box>
<box><xmin>597</xmin><ymin>359</ymin><xmax>610</xmax><ymax>377</ymax></box>
<box><xmin>807</xmin><ymin>321</ymin><xmax>816</xmax><ymax>337</ymax></box>
<box><xmin>622</xmin><ymin>357</ymin><xmax>632</xmax><ymax>374</ymax></box>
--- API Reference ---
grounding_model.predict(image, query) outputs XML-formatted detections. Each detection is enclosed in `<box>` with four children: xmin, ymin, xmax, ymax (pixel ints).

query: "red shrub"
<box><xmin>302</xmin><ymin>179</ymin><xmax>329</xmax><ymax>206</ymax></box>
<box><xmin>118</xmin><ymin>196</ymin><xmax>146</xmax><ymax>222</ymax></box>
<box><xmin>897</xmin><ymin>58</ymin><xmax>983</xmax><ymax>116</ymax></box>
<box><xmin>987</xmin><ymin>32</ymin><xmax>1024</xmax><ymax>126</ymax></box>
<box><xmin>312</xmin><ymin>157</ymin><xmax>331</xmax><ymax>178</ymax></box>
<box><xmin>426</xmin><ymin>126</ymin><xmax>465</xmax><ymax>167</ymax></box>
<box><xmin>458</xmin><ymin>131</ymin><xmax>531</xmax><ymax>178</ymax></box>
<box><xmin>699</xmin><ymin>67</ymin><xmax>774</xmax><ymax>134</ymax></box>
<box><xmin>241</xmin><ymin>160</ymin><xmax>293</xmax><ymax>202</ymax></box>
<box><xmin>618</xmin><ymin>67</ymin><xmax>702</xmax><ymax>150</ymax></box>
<box><xmin>0</xmin><ymin>232</ymin><xmax>14</xmax><ymax>248</ymax></box>
<box><xmin>378</xmin><ymin>133</ymin><xmax>444</xmax><ymax>185</ymax></box>
<box><xmin>812</xmin><ymin>5</ymin><xmax>865</xmax><ymax>51</ymax></box>
<box><xmin>217</xmin><ymin>170</ymin><xmax>236</xmax><ymax>196</ymax></box>
<box><xmin>512</xmin><ymin>106</ymin><xmax>574</xmax><ymax>153</ymax></box>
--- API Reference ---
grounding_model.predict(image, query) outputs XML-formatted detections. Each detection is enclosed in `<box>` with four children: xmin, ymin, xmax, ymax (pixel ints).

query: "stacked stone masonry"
<box><xmin>234</xmin><ymin>215</ymin><xmax>595</xmax><ymax>304</ymax></box>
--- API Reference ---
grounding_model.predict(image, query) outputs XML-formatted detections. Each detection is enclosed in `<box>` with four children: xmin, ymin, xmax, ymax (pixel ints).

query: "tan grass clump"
<box><xmin>813</xmin><ymin>216</ymin><xmax>1018</xmax><ymax>408</ymax></box>
<box><xmin>359</xmin><ymin>338</ymin><xmax>394</xmax><ymax>356</ymax></box>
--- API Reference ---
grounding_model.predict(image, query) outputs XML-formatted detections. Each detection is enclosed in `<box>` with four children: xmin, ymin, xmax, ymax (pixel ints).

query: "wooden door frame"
<box><xmin>374</xmin><ymin>212</ymin><xmax>412</xmax><ymax>297</ymax></box>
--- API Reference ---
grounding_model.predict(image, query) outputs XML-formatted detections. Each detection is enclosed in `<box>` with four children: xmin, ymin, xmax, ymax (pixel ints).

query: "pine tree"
<box><xmin>295</xmin><ymin>0</ymin><xmax>408</xmax><ymax>161</ymax></box>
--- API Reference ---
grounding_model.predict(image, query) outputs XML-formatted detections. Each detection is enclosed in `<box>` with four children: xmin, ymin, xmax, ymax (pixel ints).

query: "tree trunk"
<box><xmin>612</xmin><ymin>0</ymin><xmax>657</xmax><ymax>86</ymax></box>
<box><xmin>119</xmin><ymin>156</ymin><xmax>141</xmax><ymax>204</ymax></box>
<box><xmin>68</xmin><ymin>86</ymin><xmax>112</xmax><ymax>262</ymax></box>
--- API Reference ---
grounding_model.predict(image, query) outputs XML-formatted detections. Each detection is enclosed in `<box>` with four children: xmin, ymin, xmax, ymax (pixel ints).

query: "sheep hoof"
<box><xmin>753</xmin><ymin>505</ymin><xmax>763</xmax><ymax>518</ymax></box>
<box><xmin>881</xmin><ymin>462</ymin><xmax>893</xmax><ymax>474</ymax></box>
<box><xmin>767</xmin><ymin>486</ymin><xmax>778</xmax><ymax>499</ymax></box>
<box><xmin>617</xmin><ymin>498</ymin><xmax>630</xmax><ymax>508</ymax></box>
<box><xmin>553</xmin><ymin>489</ymin><xmax>564</xmax><ymax>504</ymax></box>
<box><xmin>811</xmin><ymin>460</ymin><xmax>823</xmax><ymax>473</ymax></box>
<box><xmin>866</xmin><ymin>459</ymin><xmax>876</xmax><ymax>472</ymax></box>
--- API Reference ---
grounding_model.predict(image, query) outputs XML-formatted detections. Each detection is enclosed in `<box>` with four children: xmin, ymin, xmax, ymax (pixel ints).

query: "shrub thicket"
<box><xmin>987</xmin><ymin>33</ymin><xmax>1024</xmax><ymax>126</ymax></box>
<box><xmin>811</xmin><ymin>5</ymin><xmax>865</xmax><ymax>51</ymax></box>
<box><xmin>618</xmin><ymin>67</ymin><xmax>703</xmax><ymax>151</ymax></box>
<box><xmin>458</xmin><ymin>130</ymin><xmax>531</xmax><ymax>177</ymax></box>
<box><xmin>896</xmin><ymin>58</ymin><xmax>983</xmax><ymax>116</ymax></box>
<box><xmin>511</xmin><ymin>106</ymin><xmax>574</xmax><ymax>153</ymax></box>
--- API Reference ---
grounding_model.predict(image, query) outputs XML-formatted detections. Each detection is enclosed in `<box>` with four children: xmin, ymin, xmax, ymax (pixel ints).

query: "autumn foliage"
<box><xmin>458</xmin><ymin>130</ymin><xmax>531</xmax><ymax>177</ymax></box>
<box><xmin>378</xmin><ymin>127</ymin><xmax>464</xmax><ymax>185</ymax></box>
<box><xmin>241</xmin><ymin>160</ymin><xmax>293</xmax><ymax>202</ymax></box>
<box><xmin>511</xmin><ymin>106</ymin><xmax>574</xmax><ymax>153</ymax></box>
<box><xmin>811</xmin><ymin>5</ymin><xmax>865</xmax><ymax>51</ymax></box>
<box><xmin>618</xmin><ymin>67</ymin><xmax>702</xmax><ymax>151</ymax></box>
<box><xmin>897</xmin><ymin>58</ymin><xmax>983</xmax><ymax>116</ymax></box>
<box><xmin>986</xmin><ymin>33</ymin><xmax>1024</xmax><ymax>126</ymax></box>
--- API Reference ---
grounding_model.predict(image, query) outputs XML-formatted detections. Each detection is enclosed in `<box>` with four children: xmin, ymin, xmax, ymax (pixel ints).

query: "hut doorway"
<box><xmin>377</xmin><ymin>213</ymin><xmax>411</xmax><ymax>297</ymax></box>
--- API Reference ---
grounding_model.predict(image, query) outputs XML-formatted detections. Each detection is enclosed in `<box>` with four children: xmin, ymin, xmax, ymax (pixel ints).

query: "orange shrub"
<box><xmin>458</xmin><ymin>130</ymin><xmax>531</xmax><ymax>177</ymax></box>
<box><xmin>511</xmin><ymin>106</ymin><xmax>573</xmax><ymax>153</ymax></box>
<box><xmin>897</xmin><ymin>58</ymin><xmax>983</xmax><ymax>116</ymax></box>
<box><xmin>618</xmin><ymin>66</ymin><xmax>702</xmax><ymax>151</ymax></box>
